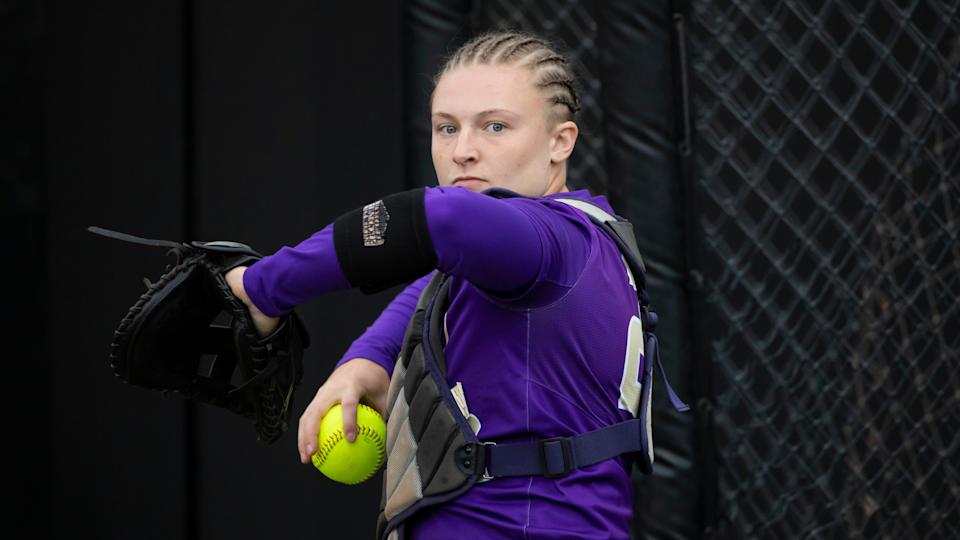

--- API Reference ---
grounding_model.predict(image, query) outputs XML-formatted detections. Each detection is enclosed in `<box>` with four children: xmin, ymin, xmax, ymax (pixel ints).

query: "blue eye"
<box><xmin>487</xmin><ymin>122</ymin><xmax>505</xmax><ymax>133</ymax></box>
<box><xmin>439</xmin><ymin>125</ymin><xmax>457</xmax><ymax>135</ymax></box>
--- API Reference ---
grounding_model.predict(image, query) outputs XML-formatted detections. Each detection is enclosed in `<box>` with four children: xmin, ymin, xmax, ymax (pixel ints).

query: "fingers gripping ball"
<box><xmin>312</xmin><ymin>403</ymin><xmax>387</xmax><ymax>485</ymax></box>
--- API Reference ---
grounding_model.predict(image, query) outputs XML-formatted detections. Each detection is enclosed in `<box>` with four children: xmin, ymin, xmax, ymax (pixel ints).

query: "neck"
<box><xmin>543</xmin><ymin>166</ymin><xmax>569</xmax><ymax>196</ymax></box>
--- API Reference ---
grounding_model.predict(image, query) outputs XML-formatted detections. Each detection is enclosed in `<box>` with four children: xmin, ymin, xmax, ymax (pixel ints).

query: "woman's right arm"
<box><xmin>334</xmin><ymin>271</ymin><xmax>433</xmax><ymax>377</ymax></box>
<box><xmin>297</xmin><ymin>273</ymin><xmax>431</xmax><ymax>464</ymax></box>
<box><xmin>228</xmin><ymin>268</ymin><xmax>430</xmax><ymax>463</ymax></box>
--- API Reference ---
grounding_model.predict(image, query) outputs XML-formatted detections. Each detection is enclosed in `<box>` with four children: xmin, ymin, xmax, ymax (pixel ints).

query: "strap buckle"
<box><xmin>458</xmin><ymin>441</ymin><xmax>496</xmax><ymax>482</ymax></box>
<box><xmin>539</xmin><ymin>437</ymin><xmax>575</xmax><ymax>478</ymax></box>
<box><xmin>480</xmin><ymin>441</ymin><xmax>496</xmax><ymax>482</ymax></box>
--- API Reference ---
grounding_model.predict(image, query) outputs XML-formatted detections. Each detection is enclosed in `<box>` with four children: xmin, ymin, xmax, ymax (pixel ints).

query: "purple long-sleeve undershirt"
<box><xmin>242</xmin><ymin>186</ymin><xmax>595</xmax><ymax>373</ymax></box>
<box><xmin>334</xmin><ymin>272</ymin><xmax>432</xmax><ymax>376</ymax></box>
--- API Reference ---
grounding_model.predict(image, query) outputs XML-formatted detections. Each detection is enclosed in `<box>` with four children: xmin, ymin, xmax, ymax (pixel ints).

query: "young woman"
<box><xmin>227</xmin><ymin>30</ymin><xmax>644</xmax><ymax>539</ymax></box>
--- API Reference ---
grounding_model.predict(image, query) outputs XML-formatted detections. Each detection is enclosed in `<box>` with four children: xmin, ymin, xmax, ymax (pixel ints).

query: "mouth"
<box><xmin>453</xmin><ymin>176</ymin><xmax>488</xmax><ymax>185</ymax></box>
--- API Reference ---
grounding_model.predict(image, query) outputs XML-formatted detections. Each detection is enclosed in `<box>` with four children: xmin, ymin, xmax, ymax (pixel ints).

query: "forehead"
<box><xmin>432</xmin><ymin>63</ymin><xmax>544</xmax><ymax>117</ymax></box>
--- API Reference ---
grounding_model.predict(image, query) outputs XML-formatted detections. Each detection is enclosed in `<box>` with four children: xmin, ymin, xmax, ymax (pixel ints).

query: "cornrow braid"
<box><xmin>458</xmin><ymin>33</ymin><xmax>499</xmax><ymax>63</ymax></box>
<box><xmin>434</xmin><ymin>30</ymin><xmax>582</xmax><ymax>124</ymax></box>
<box><xmin>479</xmin><ymin>33</ymin><xmax>523</xmax><ymax>62</ymax></box>
<box><xmin>498</xmin><ymin>38</ymin><xmax>542</xmax><ymax>62</ymax></box>
<box><xmin>535</xmin><ymin>54</ymin><xmax>568</xmax><ymax>67</ymax></box>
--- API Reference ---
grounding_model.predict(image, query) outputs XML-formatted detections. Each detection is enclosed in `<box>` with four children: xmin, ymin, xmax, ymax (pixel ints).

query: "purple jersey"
<box><xmin>244</xmin><ymin>187</ymin><xmax>644</xmax><ymax>539</ymax></box>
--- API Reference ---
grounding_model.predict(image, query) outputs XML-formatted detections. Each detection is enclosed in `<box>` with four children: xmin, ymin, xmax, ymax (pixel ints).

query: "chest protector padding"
<box><xmin>373</xmin><ymin>196</ymin><xmax>685</xmax><ymax>540</ymax></box>
<box><xmin>377</xmin><ymin>272</ymin><xmax>479</xmax><ymax>539</ymax></box>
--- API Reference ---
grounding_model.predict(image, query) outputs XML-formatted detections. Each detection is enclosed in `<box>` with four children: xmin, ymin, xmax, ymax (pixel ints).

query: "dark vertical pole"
<box><xmin>670</xmin><ymin>2</ymin><xmax>717</xmax><ymax>538</ymax></box>
<box><xmin>181</xmin><ymin>1</ymin><xmax>198</xmax><ymax>538</ymax></box>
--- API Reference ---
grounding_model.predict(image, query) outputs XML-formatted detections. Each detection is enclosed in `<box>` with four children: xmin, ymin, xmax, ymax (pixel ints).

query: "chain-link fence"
<box><xmin>687</xmin><ymin>1</ymin><xmax>960</xmax><ymax>537</ymax></box>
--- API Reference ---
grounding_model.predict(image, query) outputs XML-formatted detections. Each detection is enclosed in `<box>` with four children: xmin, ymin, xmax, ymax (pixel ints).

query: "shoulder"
<box><xmin>483</xmin><ymin>187</ymin><xmax>617</xmax><ymax>227</ymax></box>
<box><xmin>473</xmin><ymin>188</ymin><xmax>618</xmax><ymax>308</ymax></box>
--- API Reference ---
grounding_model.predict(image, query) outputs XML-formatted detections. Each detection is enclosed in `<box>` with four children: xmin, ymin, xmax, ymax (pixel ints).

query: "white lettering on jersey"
<box><xmin>617</xmin><ymin>254</ymin><xmax>645</xmax><ymax>417</ymax></box>
<box><xmin>619</xmin><ymin>315</ymin><xmax>645</xmax><ymax>416</ymax></box>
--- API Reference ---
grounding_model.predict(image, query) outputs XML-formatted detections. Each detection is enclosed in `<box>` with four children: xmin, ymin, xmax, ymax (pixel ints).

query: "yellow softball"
<box><xmin>311</xmin><ymin>403</ymin><xmax>387</xmax><ymax>485</ymax></box>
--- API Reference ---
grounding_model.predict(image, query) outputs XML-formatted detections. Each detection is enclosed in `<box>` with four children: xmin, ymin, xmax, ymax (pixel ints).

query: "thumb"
<box><xmin>340</xmin><ymin>398</ymin><xmax>359</xmax><ymax>443</ymax></box>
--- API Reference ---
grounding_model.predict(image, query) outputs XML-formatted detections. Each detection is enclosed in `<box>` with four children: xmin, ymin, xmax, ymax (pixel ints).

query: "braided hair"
<box><xmin>433</xmin><ymin>30</ymin><xmax>582</xmax><ymax>125</ymax></box>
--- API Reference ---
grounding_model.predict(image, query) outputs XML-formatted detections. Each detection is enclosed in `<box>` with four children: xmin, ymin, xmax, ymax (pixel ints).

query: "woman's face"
<box><xmin>431</xmin><ymin>63</ymin><xmax>577</xmax><ymax>197</ymax></box>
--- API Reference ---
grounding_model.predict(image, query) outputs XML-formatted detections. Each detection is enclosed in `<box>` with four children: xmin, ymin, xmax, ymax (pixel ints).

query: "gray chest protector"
<box><xmin>375</xmin><ymin>198</ymin><xmax>689</xmax><ymax>540</ymax></box>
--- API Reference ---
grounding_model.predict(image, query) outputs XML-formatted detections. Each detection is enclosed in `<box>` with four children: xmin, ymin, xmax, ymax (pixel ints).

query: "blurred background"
<box><xmin>4</xmin><ymin>1</ymin><xmax>958</xmax><ymax>539</ymax></box>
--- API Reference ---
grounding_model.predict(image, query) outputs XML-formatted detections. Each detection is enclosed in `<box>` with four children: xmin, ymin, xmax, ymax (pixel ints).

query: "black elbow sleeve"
<box><xmin>333</xmin><ymin>187</ymin><xmax>438</xmax><ymax>294</ymax></box>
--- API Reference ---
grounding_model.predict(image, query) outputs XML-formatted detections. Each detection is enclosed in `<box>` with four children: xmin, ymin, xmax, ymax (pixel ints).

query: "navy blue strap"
<box><xmin>650</xmin><ymin>332</ymin><xmax>690</xmax><ymax>413</ymax></box>
<box><xmin>484</xmin><ymin>420</ymin><xmax>645</xmax><ymax>478</ymax></box>
<box><xmin>482</xmin><ymin>331</ymin><xmax>689</xmax><ymax>479</ymax></box>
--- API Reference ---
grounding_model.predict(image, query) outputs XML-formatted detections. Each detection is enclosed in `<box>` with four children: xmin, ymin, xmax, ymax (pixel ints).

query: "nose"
<box><xmin>452</xmin><ymin>129</ymin><xmax>478</xmax><ymax>166</ymax></box>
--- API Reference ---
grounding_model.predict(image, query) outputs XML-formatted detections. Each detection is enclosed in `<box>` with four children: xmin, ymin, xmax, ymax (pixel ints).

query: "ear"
<box><xmin>549</xmin><ymin>120</ymin><xmax>579</xmax><ymax>164</ymax></box>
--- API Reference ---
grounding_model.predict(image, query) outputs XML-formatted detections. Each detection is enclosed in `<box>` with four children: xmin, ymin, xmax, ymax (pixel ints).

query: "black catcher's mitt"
<box><xmin>88</xmin><ymin>226</ymin><xmax>310</xmax><ymax>444</ymax></box>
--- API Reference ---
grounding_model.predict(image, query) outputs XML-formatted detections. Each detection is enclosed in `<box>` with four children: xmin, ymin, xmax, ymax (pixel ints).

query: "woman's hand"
<box><xmin>297</xmin><ymin>358</ymin><xmax>390</xmax><ymax>464</ymax></box>
<box><xmin>224</xmin><ymin>266</ymin><xmax>280</xmax><ymax>337</ymax></box>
